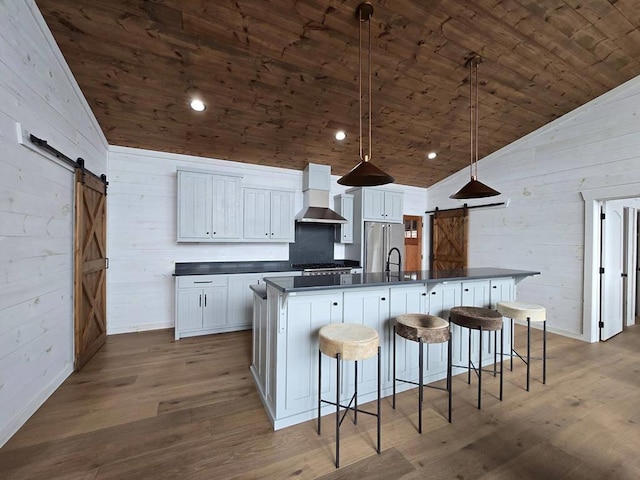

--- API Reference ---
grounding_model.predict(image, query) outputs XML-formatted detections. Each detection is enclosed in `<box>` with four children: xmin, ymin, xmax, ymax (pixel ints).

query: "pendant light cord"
<box><xmin>475</xmin><ymin>57</ymin><xmax>479</xmax><ymax>179</ymax></box>
<box><xmin>469</xmin><ymin>58</ymin><xmax>474</xmax><ymax>180</ymax></box>
<box><xmin>367</xmin><ymin>12</ymin><xmax>372</xmax><ymax>162</ymax></box>
<box><xmin>358</xmin><ymin>9</ymin><xmax>373</xmax><ymax>163</ymax></box>
<box><xmin>358</xmin><ymin>11</ymin><xmax>363</xmax><ymax>161</ymax></box>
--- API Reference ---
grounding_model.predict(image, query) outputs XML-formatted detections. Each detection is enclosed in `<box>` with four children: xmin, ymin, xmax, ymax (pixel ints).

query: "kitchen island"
<box><xmin>250</xmin><ymin>268</ymin><xmax>539</xmax><ymax>430</ymax></box>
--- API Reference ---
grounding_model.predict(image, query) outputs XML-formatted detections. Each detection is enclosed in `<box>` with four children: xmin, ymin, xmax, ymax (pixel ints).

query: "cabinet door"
<box><xmin>177</xmin><ymin>171</ymin><xmax>212</xmax><ymax>241</ymax></box>
<box><xmin>384</xmin><ymin>191</ymin><xmax>404</xmax><ymax>223</ymax></box>
<box><xmin>362</xmin><ymin>188</ymin><xmax>385</xmax><ymax>221</ymax></box>
<box><xmin>279</xmin><ymin>293</ymin><xmax>343</xmax><ymax>417</ymax></box>
<box><xmin>428</xmin><ymin>282</ymin><xmax>462</xmax><ymax>365</ymax></box>
<box><xmin>461</xmin><ymin>280</ymin><xmax>494</xmax><ymax>365</ymax></box>
<box><xmin>342</xmin><ymin>288</ymin><xmax>389</xmax><ymax>395</ymax></box>
<box><xmin>202</xmin><ymin>286</ymin><xmax>228</xmax><ymax>328</ymax></box>
<box><xmin>176</xmin><ymin>289</ymin><xmax>204</xmax><ymax>334</ymax></box>
<box><xmin>389</xmin><ymin>286</ymin><xmax>428</xmax><ymax>382</ymax></box>
<box><xmin>335</xmin><ymin>194</ymin><xmax>354</xmax><ymax>243</ymax></box>
<box><xmin>489</xmin><ymin>278</ymin><xmax>514</xmax><ymax>308</ymax></box>
<box><xmin>212</xmin><ymin>175</ymin><xmax>242</xmax><ymax>239</ymax></box>
<box><xmin>269</xmin><ymin>190</ymin><xmax>294</xmax><ymax>241</ymax></box>
<box><xmin>227</xmin><ymin>273</ymin><xmax>263</xmax><ymax>328</ymax></box>
<box><xmin>243</xmin><ymin>188</ymin><xmax>271</xmax><ymax>239</ymax></box>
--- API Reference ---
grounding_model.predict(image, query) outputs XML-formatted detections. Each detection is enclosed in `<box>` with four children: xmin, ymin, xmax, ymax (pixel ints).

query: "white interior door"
<box><xmin>600</xmin><ymin>202</ymin><xmax>624</xmax><ymax>340</ymax></box>
<box><xmin>623</xmin><ymin>208</ymin><xmax>636</xmax><ymax>327</ymax></box>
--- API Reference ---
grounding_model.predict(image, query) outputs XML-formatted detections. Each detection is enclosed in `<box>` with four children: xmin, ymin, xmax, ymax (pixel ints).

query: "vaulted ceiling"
<box><xmin>36</xmin><ymin>0</ymin><xmax>640</xmax><ymax>188</ymax></box>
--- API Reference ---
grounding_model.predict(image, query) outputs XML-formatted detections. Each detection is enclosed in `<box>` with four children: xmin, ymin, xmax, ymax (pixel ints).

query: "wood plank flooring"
<box><xmin>1</xmin><ymin>325</ymin><xmax>639</xmax><ymax>479</ymax></box>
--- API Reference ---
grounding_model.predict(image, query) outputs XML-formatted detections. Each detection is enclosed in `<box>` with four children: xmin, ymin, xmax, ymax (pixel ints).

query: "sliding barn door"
<box><xmin>74</xmin><ymin>170</ymin><xmax>108</xmax><ymax>370</ymax></box>
<box><xmin>430</xmin><ymin>208</ymin><xmax>468</xmax><ymax>272</ymax></box>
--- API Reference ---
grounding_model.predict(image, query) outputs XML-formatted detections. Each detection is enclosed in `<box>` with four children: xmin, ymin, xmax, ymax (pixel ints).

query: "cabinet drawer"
<box><xmin>177</xmin><ymin>275</ymin><xmax>228</xmax><ymax>288</ymax></box>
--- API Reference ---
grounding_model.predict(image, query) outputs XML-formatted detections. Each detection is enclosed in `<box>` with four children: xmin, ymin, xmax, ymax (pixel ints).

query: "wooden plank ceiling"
<box><xmin>36</xmin><ymin>0</ymin><xmax>640</xmax><ymax>188</ymax></box>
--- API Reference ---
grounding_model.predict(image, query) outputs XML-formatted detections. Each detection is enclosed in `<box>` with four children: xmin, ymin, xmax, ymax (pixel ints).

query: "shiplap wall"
<box><xmin>107</xmin><ymin>146</ymin><xmax>427</xmax><ymax>334</ymax></box>
<box><xmin>0</xmin><ymin>1</ymin><xmax>108</xmax><ymax>446</ymax></box>
<box><xmin>426</xmin><ymin>74</ymin><xmax>640</xmax><ymax>341</ymax></box>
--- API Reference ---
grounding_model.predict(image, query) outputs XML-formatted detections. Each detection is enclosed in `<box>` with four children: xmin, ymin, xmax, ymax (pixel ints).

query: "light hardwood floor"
<box><xmin>1</xmin><ymin>324</ymin><xmax>639</xmax><ymax>479</ymax></box>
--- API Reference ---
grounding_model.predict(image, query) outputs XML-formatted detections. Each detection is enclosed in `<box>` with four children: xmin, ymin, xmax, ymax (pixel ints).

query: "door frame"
<box><xmin>582</xmin><ymin>186</ymin><xmax>640</xmax><ymax>342</ymax></box>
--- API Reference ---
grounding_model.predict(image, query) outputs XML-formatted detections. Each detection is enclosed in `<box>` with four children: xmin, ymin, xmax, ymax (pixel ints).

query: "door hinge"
<box><xmin>598</xmin><ymin>321</ymin><xmax>604</xmax><ymax>328</ymax></box>
<box><xmin>599</xmin><ymin>267</ymin><xmax>605</xmax><ymax>274</ymax></box>
<box><xmin>621</xmin><ymin>272</ymin><xmax>628</xmax><ymax>278</ymax></box>
<box><xmin>601</xmin><ymin>212</ymin><xmax>606</xmax><ymax>220</ymax></box>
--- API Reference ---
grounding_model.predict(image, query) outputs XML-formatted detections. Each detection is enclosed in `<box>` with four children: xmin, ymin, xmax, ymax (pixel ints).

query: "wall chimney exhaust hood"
<box><xmin>296</xmin><ymin>164</ymin><xmax>347</xmax><ymax>224</ymax></box>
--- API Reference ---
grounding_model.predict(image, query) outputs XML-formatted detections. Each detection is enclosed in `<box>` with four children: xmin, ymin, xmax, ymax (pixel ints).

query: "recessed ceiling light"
<box><xmin>427</xmin><ymin>152</ymin><xmax>437</xmax><ymax>160</ymax></box>
<box><xmin>190</xmin><ymin>99</ymin><xmax>206</xmax><ymax>112</ymax></box>
<box><xmin>335</xmin><ymin>131</ymin><xmax>346</xmax><ymax>141</ymax></box>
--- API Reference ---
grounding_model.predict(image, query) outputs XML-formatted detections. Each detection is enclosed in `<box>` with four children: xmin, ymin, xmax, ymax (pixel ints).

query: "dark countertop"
<box><xmin>174</xmin><ymin>260</ymin><xmax>359</xmax><ymax>276</ymax></box>
<box><xmin>250</xmin><ymin>284</ymin><xmax>268</xmax><ymax>300</ymax></box>
<box><xmin>263</xmin><ymin>268</ymin><xmax>540</xmax><ymax>293</ymax></box>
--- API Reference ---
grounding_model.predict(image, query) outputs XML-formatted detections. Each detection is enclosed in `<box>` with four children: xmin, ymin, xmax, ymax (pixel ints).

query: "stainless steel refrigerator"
<box><xmin>364</xmin><ymin>222</ymin><xmax>405</xmax><ymax>273</ymax></box>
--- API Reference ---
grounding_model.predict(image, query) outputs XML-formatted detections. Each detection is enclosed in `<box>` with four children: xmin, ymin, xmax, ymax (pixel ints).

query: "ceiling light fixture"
<box><xmin>335</xmin><ymin>130</ymin><xmax>347</xmax><ymax>141</ymax></box>
<box><xmin>190</xmin><ymin>99</ymin><xmax>206</xmax><ymax>112</ymax></box>
<box><xmin>450</xmin><ymin>54</ymin><xmax>500</xmax><ymax>199</ymax></box>
<box><xmin>338</xmin><ymin>2</ymin><xmax>394</xmax><ymax>187</ymax></box>
<box><xmin>427</xmin><ymin>152</ymin><xmax>437</xmax><ymax>160</ymax></box>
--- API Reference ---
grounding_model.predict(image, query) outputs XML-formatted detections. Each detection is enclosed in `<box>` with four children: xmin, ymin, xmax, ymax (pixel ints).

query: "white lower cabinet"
<box><xmin>175</xmin><ymin>276</ymin><xmax>228</xmax><ymax>339</ymax></box>
<box><xmin>276</xmin><ymin>292</ymin><xmax>343</xmax><ymax>418</ymax></box>
<box><xmin>175</xmin><ymin>271</ymin><xmax>300</xmax><ymax>339</ymax></box>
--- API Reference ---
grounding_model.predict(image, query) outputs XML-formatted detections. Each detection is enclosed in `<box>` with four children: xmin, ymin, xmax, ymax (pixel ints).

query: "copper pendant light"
<box><xmin>338</xmin><ymin>2</ymin><xmax>394</xmax><ymax>187</ymax></box>
<box><xmin>450</xmin><ymin>55</ymin><xmax>500</xmax><ymax>199</ymax></box>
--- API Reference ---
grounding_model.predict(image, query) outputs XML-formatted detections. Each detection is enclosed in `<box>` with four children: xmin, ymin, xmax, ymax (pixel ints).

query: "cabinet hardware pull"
<box><xmin>422</xmin><ymin>293</ymin><xmax>426</xmax><ymax>296</ymax></box>
<box><xmin>333</xmin><ymin>302</ymin><xmax>338</xmax><ymax>306</ymax></box>
<box><xmin>265</xmin><ymin>233</ymin><xmax>268</xmax><ymax>235</ymax></box>
<box><xmin>199</xmin><ymin>294</ymin><xmax>202</xmax><ymax>307</ymax></box>
<box><xmin>464</xmin><ymin>288</ymin><xmax>469</xmax><ymax>291</ymax></box>
<box><xmin>194</xmin><ymin>281</ymin><xmax>213</xmax><ymax>284</ymax></box>
<box><xmin>432</xmin><ymin>292</ymin><xmax>436</xmax><ymax>295</ymax></box>
<box><xmin>492</xmin><ymin>285</ymin><xmax>497</xmax><ymax>288</ymax></box>
<box><xmin>204</xmin><ymin>294</ymin><xmax>207</xmax><ymax>307</ymax></box>
<box><xmin>381</xmin><ymin>297</ymin><xmax>386</xmax><ymax>301</ymax></box>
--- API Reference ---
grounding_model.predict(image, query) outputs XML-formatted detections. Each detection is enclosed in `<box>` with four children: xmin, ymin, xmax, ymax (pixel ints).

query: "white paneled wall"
<box><xmin>107</xmin><ymin>146</ymin><xmax>428</xmax><ymax>334</ymax></box>
<box><xmin>427</xmin><ymin>75</ymin><xmax>640</xmax><ymax>341</ymax></box>
<box><xmin>0</xmin><ymin>1</ymin><xmax>108</xmax><ymax>446</ymax></box>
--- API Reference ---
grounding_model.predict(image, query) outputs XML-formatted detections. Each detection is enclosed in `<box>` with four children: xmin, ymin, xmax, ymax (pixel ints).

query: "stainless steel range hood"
<box><xmin>296</xmin><ymin>164</ymin><xmax>347</xmax><ymax>224</ymax></box>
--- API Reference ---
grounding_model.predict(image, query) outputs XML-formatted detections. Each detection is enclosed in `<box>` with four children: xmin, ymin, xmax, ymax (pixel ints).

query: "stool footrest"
<box><xmin>396</xmin><ymin>377</ymin><xmax>449</xmax><ymax>393</ymax></box>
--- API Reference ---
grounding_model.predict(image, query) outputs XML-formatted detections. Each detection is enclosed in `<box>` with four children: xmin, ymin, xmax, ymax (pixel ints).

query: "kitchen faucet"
<box><xmin>386</xmin><ymin>247</ymin><xmax>402</xmax><ymax>276</ymax></box>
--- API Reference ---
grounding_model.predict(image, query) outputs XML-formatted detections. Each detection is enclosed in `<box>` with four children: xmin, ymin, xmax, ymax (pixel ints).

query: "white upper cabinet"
<box><xmin>177</xmin><ymin>169</ymin><xmax>241</xmax><ymax>242</ymax></box>
<box><xmin>334</xmin><ymin>193</ymin><xmax>354</xmax><ymax>243</ymax></box>
<box><xmin>243</xmin><ymin>188</ymin><xmax>295</xmax><ymax>242</ymax></box>
<box><xmin>361</xmin><ymin>188</ymin><xmax>404</xmax><ymax>223</ymax></box>
<box><xmin>177</xmin><ymin>170</ymin><xmax>213</xmax><ymax>240</ymax></box>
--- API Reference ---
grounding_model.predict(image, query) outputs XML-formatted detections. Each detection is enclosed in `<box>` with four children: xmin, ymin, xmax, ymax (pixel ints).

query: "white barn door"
<box><xmin>600</xmin><ymin>202</ymin><xmax>624</xmax><ymax>341</ymax></box>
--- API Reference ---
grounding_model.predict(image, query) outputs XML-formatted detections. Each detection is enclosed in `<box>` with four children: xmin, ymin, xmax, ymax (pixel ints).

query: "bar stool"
<box><xmin>496</xmin><ymin>301</ymin><xmax>547</xmax><ymax>391</ymax></box>
<box><xmin>449</xmin><ymin>306</ymin><xmax>503</xmax><ymax>410</ymax></box>
<box><xmin>317</xmin><ymin>323</ymin><xmax>381</xmax><ymax>468</ymax></box>
<box><xmin>392</xmin><ymin>313</ymin><xmax>452</xmax><ymax>433</ymax></box>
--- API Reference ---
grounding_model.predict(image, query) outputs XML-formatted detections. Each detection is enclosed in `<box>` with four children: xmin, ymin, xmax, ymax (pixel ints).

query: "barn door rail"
<box><xmin>426</xmin><ymin>201</ymin><xmax>506</xmax><ymax>215</ymax></box>
<box><xmin>29</xmin><ymin>134</ymin><xmax>108</xmax><ymax>190</ymax></box>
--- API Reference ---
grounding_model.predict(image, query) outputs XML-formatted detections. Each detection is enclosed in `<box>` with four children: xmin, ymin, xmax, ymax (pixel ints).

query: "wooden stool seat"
<box><xmin>449</xmin><ymin>306</ymin><xmax>503</xmax><ymax>331</ymax></box>
<box><xmin>394</xmin><ymin>314</ymin><xmax>450</xmax><ymax>344</ymax></box>
<box><xmin>319</xmin><ymin>323</ymin><xmax>379</xmax><ymax>361</ymax></box>
<box><xmin>496</xmin><ymin>301</ymin><xmax>546</xmax><ymax>322</ymax></box>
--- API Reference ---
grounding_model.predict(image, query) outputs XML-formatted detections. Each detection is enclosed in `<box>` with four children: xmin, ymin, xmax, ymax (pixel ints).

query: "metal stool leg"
<box><xmin>335</xmin><ymin>352</ymin><xmax>340</xmax><ymax>468</ymax></box>
<box><xmin>499</xmin><ymin>325</ymin><xmax>504</xmax><ymax>401</ymax></box>
<box><xmin>543</xmin><ymin>320</ymin><xmax>547</xmax><ymax>385</ymax></box>
<box><xmin>377</xmin><ymin>345</ymin><xmax>381</xmax><ymax>454</ymax></box>
<box><xmin>510</xmin><ymin>318</ymin><xmax>514</xmax><ymax>371</ymax></box>
<box><xmin>318</xmin><ymin>350</ymin><xmax>322</xmax><ymax>435</ymax></box>
<box><xmin>478</xmin><ymin>326</ymin><xmax>483</xmax><ymax>409</ymax></box>
<box><xmin>392</xmin><ymin>325</ymin><xmax>397</xmax><ymax>409</ymax></box>
<box><xmin>526</xmin><ymin>318</ymin><xmax>531</xmax><ymax>392</ymax></box>
<box><xmin>447</xmin><ymin>334</ymin><xmax>452</xmax><ymax>423</ymax></box>
<box><xmin>418</xmin><ymin>338</ymin><xmax>424</xmax><ymax>434</ymax></box>
<box><xmin>467</xmin><ymin>328</ymin><xmax>472</xmax><ymax>384</ymax></box>
<box><xmin>493</xmin><ymin>330</ymin><xmax>497</xmax><ymax>377</ymax></box>
<box><xmin>354</xmin><ymin>360</ymin><xmax>358</xmax><ymax>425</ymax></box>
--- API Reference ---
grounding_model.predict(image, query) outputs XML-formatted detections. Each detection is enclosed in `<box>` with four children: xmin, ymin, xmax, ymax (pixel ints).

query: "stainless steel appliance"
<box><xmin>364</xmin><ymin>222</ymin><xmax>405</xmax><ymax>274</ymax></box>
<box><xmin>293</xmin><ymin>263</ymin><xmax>356</xmax><ymax>276</ymax></box>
